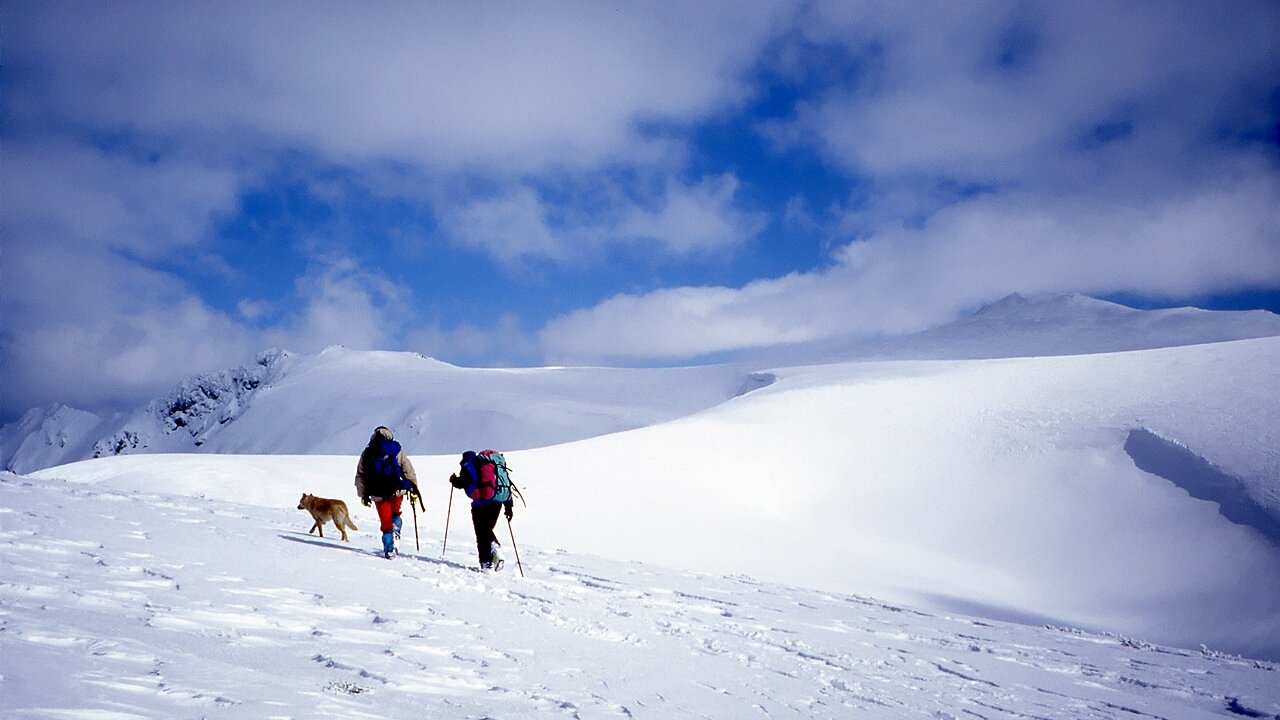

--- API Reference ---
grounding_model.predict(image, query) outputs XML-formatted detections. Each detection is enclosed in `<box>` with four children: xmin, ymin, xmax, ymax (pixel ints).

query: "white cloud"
<box><xmin>793</xmin><ymin>1</ymin><xmax>1280</xmax><ymax>184</ymax></box>
<box><xmin>237</xmin><ymin>300</ymin><xmax>272</xmax><ymax>321</ymax></box>
<box><xmin>3</xmin><ymin>3</ymin><xmax>797</xmax><ymax>417</ymax></box>
<box><xmin>441</xmin><ymin>173</ymin><xmax>767</xmax><ymax>263</ymax></box>
<box><xmin>536</xmin><ymin>0</ymin><xmax>1277</xmax><ymax>365</ymax></box>
<box><xmin>8</xmin><ymin>2</ymin><xmax>792</xmax><ymax>175</ymax></box>
<box><xmin>443</xmin><ymin>187</ymin><xmax>564</xmax><ymax>262</ymax></box>
<box><xmin>0</xmin><ymin>243</ymin><xmax>258</xmax><ymax>415</ymax></box>
<box><xmin>617</xmin><ymin>174</ymin><xmax>767</xmax><ymax>255</ymax></box>
<box><xmin>406</xmin><ymin>313</ymin><xmax>536</xmax><ymax>367</ymax></box>
<box><xmin>265</xmin><ymin>257</ymin><xmax>413</xmax><ymax>353</ymax></box>
<box><xmin>540</xmin><ymin>165</ymin><xmax>1280</xmax><ymax>363</ymax></box>
<box><xmin>0</xmin><ymin>138</ymin><xmax>255</xmax><ymax>415</ymax></box>
<box><xmin>540</xmin><ymin>277</ymin><xmax>831</xmax><ymax>363</ymax></box>
<box><xmin>4</xmin><ymin>0</ymin><xmax>1278</xmax><ymax>412</ymax></box>
<box><xmin>4</xmin><ymin>138</ymin><xmax>240</xmax><ymax>255</ymax></box>
<box><xmin>0</xmin><ymin>133</ymin><xmax>415</xmax><ymax>414</ymax></box>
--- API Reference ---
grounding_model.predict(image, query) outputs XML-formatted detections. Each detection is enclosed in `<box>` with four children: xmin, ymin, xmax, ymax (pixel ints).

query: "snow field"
<box><xmin>2</xmin><ymin>472</ymin><xmax>1277</xmax><ymax>719</ymax></box>
<box><xmin>516</xmin><ymin>337</ymin><xmax>1280</xmax><ymax>659</ymax></box>
<box><xmin>32</xmin><ymin>338</ymin><xmax>1280</xmax><ymax>661</ymax></box>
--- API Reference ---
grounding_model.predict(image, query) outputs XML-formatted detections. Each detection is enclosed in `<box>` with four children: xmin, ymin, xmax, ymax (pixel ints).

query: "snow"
<box><xmin>0</xmin><ymin>404</ymin><xmax>109</xmax><ymax>475</ymax></box>
<box><xmin>24</xmin><ymin>336</ymin><xmax>1280</xmax><ymax>663</ymax></box>
<box><xmin>4</xmin><ymin>294</ymin><xmax>1280</xmax><ymax>715</ymax></box>
<box><xmin>1</xmin><ymin>347</ymin><xmax>751</xmax><ymax>473</ymax></box>
<box><xmin>3</xmin><ymin>471</ymin><xmax>1277</xmax><ymax>718</ymax></box>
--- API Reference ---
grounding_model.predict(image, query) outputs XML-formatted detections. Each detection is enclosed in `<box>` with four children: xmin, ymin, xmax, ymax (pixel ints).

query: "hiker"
<box><xmin>355</xmin><ymin>426</ymin><xmax>421</xmax><ymax>559</ymax></box>
<box><xmin>450</xmin><ymin>450</ymin><xmax>514</xmax><ymax>570</ymax></box>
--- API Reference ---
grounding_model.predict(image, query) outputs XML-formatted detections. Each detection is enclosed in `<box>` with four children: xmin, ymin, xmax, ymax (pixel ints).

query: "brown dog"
<box><xmin>297</xmin><ymin>493</ymin><xmax>358</xmax><ymax>542</ymax></box>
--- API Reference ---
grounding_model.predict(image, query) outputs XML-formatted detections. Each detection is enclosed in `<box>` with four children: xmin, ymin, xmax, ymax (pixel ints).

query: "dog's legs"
<box><xmin>337</xmin><ymin>520</ymin><xmax>349</xmax><ymax>542</ymax></box>
<box><xmin>309</xmin><ymin>521</ymin><xmax>320</xmax><ymax>535</ymax></box>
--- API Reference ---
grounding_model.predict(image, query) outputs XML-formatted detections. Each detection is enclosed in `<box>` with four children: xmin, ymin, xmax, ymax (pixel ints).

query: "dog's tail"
<box><xmin>345</xmin><ymin>514</ymin><xmax>358</xmax><ymax>531</ymax></box>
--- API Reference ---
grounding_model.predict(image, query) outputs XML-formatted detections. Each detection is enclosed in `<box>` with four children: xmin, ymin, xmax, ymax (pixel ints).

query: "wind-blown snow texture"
<box><xmin>2</xmin><ymin>472</ymin><xmax>1277</xmax><ymax>718</ymax></box>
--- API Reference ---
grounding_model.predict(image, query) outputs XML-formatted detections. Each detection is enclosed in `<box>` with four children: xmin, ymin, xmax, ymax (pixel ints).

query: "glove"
<box><xmin>409</xmin><ymin>485</ymin><xmax>420</xmax><ymax>500</ymax></box>
<box><xmin>449</xmin><ymin>473</ymin><xmax>467</xmax><ymax>489</ymax></box>
<box><xmin>361</xmin><ymin>495</ymin><xmax>372</xmax><ymax>507</ymax></box>
<box><xmin>504</xmin><ymin>502</ymin><xmax>514</xmax><ymax>521</ymax></box>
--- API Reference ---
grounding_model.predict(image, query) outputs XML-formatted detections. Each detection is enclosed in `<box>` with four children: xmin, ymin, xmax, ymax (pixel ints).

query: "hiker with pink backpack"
<box><xmin>449</xmin><ymin>449</ymin><xmax>518</xmax><ymax>571</ymax></box>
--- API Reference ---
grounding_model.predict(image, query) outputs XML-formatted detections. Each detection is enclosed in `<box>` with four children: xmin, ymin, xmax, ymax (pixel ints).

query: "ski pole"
<box><xmin>442</xmin><ymin>485</ymin><xmax>455</xmax><ymax>556</ymax></box>
<box><xmin>411</xmin><ymin>492</ymin><xmax>420</xmax><ymax>552</ymax></box>
<box><xmin>506</xmin><ymin>516</ymin><xmax>524</xmax><ymax>578</ymax></box>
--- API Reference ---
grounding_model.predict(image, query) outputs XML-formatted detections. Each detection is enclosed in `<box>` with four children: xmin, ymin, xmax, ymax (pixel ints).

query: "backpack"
<box><xmin>368</xmin><ymin>438</ymin><xmax>407</xmax><ymax>495</ymax></box>
<box><xmin>462</xmin><ymin>449</ymin><xmax>512</xmax><ymax>504</ymax></box>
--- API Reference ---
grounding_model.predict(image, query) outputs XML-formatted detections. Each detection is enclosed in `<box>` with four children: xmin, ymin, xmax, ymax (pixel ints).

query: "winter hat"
<box><xmin>372</xmin><ymin>426</ymin><xmax>395</xmax><ymax>443</ymax></box>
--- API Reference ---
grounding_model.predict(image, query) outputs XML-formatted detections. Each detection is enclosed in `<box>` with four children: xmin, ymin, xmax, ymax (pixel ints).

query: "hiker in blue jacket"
<box><xmin>450</xmin><ymin>450</ymin><xmax>514</xmax><ymax>570</ymax></box>
<box><xmin>355</xmin><ymin>426</ymin><xmax>421</xmax><ymax>559</ymax></box>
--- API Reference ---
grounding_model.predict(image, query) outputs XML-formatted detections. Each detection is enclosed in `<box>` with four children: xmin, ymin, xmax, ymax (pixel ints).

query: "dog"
<box><xmin>297</xmin><ymin>493</ymin><xmax>358</xmax><ymax>542</ymax></box>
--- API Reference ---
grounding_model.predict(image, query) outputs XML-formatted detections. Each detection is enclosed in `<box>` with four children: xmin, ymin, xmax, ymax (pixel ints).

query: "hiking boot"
<box><xmin>384</xmin><ymin>548</ymin><xmax>396</xmax><ymax>560</ymax></box>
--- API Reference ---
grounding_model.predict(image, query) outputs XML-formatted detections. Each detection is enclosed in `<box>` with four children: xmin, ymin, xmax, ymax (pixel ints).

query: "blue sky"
<box><xmin>3</xmin><ymin>1</ymin><xmax>1279</xmax><ymax>421</ymax></box>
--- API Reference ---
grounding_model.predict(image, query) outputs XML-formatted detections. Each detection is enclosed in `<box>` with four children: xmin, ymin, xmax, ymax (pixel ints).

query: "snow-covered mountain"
<box><xmin>6</xmin><ymin>293</ymin><xmax>1279</xmax><ymax>476</ymax></box>
<box><xmin>0</xmin><ymin>403</ymin><xmax>105</xmax><ymax>474</ymax></box>
<box><xmin>6</xmin><ymin>294</ymin><xmax>1280</xmax><ymax>667</ymax></box>
<box><xmin>3</xmin><ymin>471</ymin><xmax>1277</xmax><ymax>718</ymax></box>
<box><xmin>0</xmin><ymin>347</ymin><xmax>753</xmax><ymax>474</ymax></box>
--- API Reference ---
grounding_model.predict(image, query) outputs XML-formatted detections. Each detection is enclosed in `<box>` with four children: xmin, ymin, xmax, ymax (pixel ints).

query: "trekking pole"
<box><xmin>442</xmin><ymin>485</ymin><xmax>455</xmax><ymax>556</ymax></box>
<box><xmin>506</xmin><ymin>517</ymin><xmax>524</xmax><ymax>578</ymax></box>
<box><xmin>411</xmin><ymin>493</ymin><xmax>421</xmax><ymax>552</ymax></box>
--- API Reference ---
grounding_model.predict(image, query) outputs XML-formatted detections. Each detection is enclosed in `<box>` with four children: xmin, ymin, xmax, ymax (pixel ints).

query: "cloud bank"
<box><xmin>2</xmin><ymin>0</ymin><xmax>1278</xmax><ymax>416</ymax></box>
<box><xmin>540</xmin><ymin>0</ymin><xmax>1280</xmax><ymax>362</ymax></box>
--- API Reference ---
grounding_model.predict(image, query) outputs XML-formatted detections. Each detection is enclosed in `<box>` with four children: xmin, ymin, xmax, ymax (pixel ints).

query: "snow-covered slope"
<box><xmin>0</xmin><ymin>404</ymin><xmax>107</xmax><ymax>474</ymax></box>
<box><xmin>513</xmin><ymin>336</ymin><xmax>1280</xmax><ymax>660</ymax></box>
<box><xmin>8</xmin><ymin>296</ymin><xmax>1280</xmax><ymax>666</ymax></box>
<box><xmin>3</xmin><ymin>471</ymin><xmax>1277</xmax><ymax>718</ymax></box>
<box><xmin>0</xmin><ymin>347</ymin><xmax>752</xmax><ymax>473</ymax></box>
<box><xmin>34</xmin><ymin>336</ymin><xmax>1280</xmax><ymax>662</ymax></box>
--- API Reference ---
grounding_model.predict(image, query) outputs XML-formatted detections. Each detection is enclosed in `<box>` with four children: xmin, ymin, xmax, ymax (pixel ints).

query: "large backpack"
<box><xmin>463</xmin><ymin>449</ymin><xmax>512</xmax><ymax>504</ymax></box>
<box><xmin>367</xmin><ymin>438</ymin><xmax>407</xmax><ymax>496</ymax></box>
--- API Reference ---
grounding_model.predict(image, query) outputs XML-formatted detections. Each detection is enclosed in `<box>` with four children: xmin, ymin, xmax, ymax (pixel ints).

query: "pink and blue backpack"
<box><xmin>460</xmin><ymin>449</ymin><xmax>512</xmax><ymax>504</ymax></box>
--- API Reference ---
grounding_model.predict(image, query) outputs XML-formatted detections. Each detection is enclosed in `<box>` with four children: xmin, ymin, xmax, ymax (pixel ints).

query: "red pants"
<box><xmin>375</xmin><ymin>496</ymin><xmax>403</xmax><ymax>532</ymax></box>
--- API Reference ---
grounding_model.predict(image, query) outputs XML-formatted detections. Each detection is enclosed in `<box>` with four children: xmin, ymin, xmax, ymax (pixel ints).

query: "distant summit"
<box><xmin>970</xmin><ymin>292</ymin><xmax>1134</xmax><ymax>319</ymax></box>
<box><xmin>759</xmin><ymin>293</ymin><xmax>1280</xmax><ymax>364</ymax></box>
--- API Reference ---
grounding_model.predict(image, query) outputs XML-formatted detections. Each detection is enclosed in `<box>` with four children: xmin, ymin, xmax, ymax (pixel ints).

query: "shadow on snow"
<box><xmin>1125</xmin><ymin>428</ymin><xmax>1280</xmax><ymax>548</ymax></box>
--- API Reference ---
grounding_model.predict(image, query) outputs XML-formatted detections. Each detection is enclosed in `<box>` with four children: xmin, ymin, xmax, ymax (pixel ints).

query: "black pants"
<box><xmin>471</xmin><ymin>503</ymin><xmax>501</xmax><ymax>564</ymax></box>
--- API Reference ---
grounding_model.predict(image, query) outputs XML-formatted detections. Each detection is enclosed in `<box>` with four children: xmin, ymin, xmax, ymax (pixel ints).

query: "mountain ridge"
<box><xmin>4</xmin><ymin>294</ymin><xmax>1279</xmax><ymax>475</ymax></box>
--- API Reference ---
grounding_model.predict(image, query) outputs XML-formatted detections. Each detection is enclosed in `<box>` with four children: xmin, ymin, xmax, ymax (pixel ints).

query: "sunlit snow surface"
<box><xmin>22</xmin><ymin>337</ymin><xmax>1280</xmax><ymax>664</ymax></box>
<box><xmin>4</xmin><ymin>297</ymin><xmax>1280</xmax><ymax>715</ymax></box>
<box><xmin>2</xmin><ymin>472</ymin><xmax>1276</xmax><ymax>718</ymax></box>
